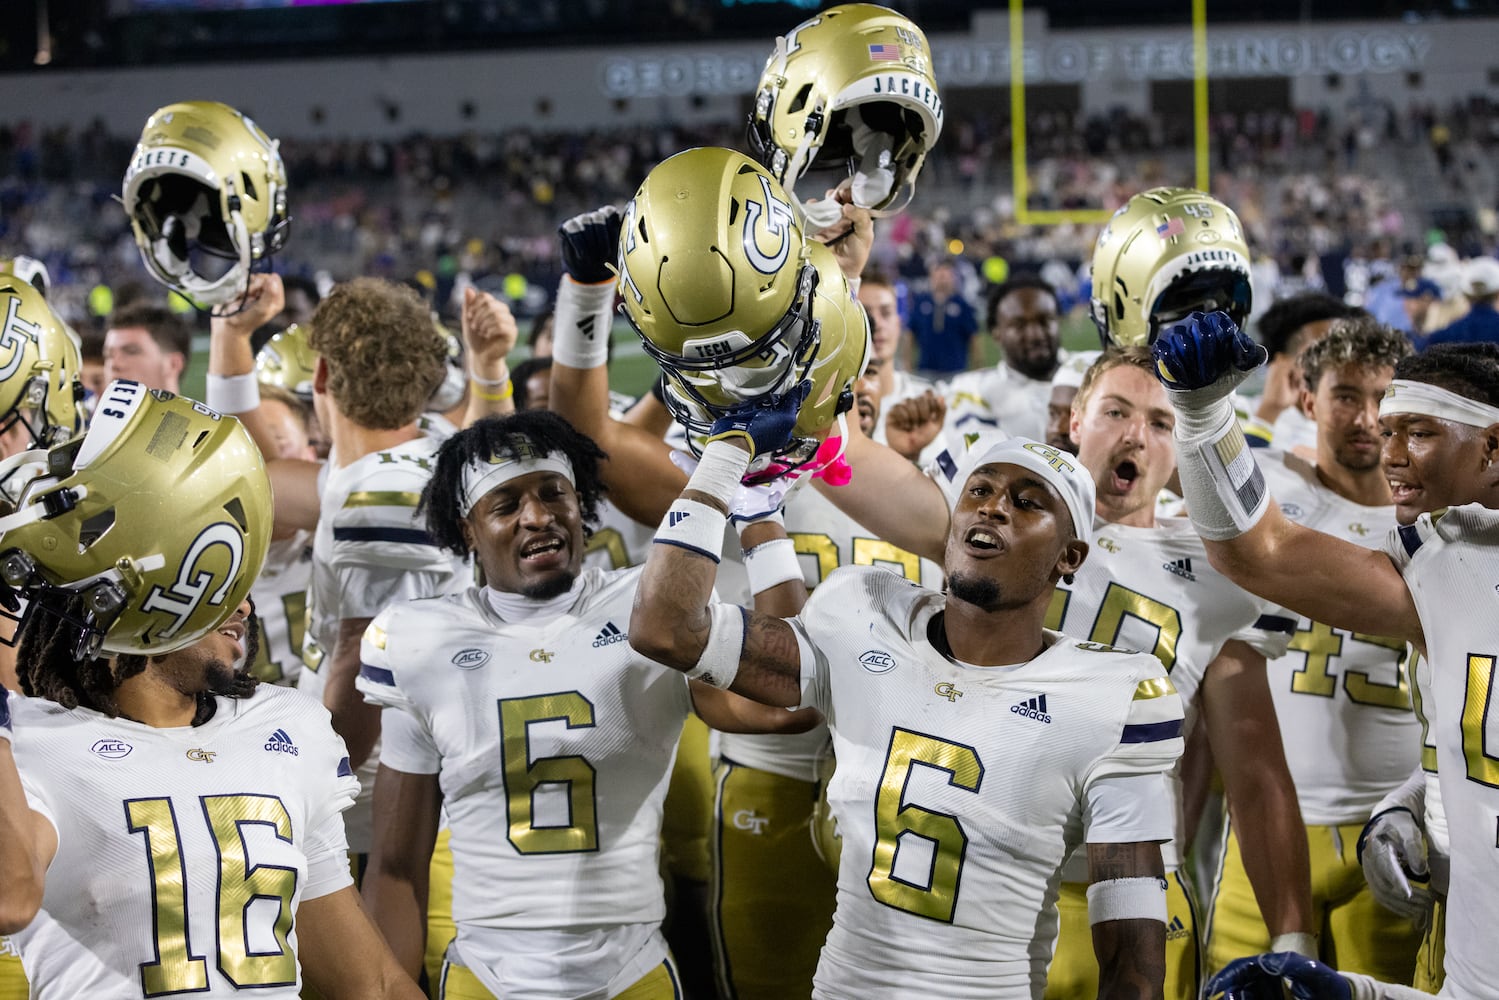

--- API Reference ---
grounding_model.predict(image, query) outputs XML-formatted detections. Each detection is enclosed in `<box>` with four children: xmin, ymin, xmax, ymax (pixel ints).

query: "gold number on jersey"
<box><xmin>789</xmin><ymin>532</ymin><xmax>838</xmax><ymax>585</ymax></box>
<box><xmin>1088</xmin><ymin>583</ymin><xmax>1182</xmax><ymax>671</ymax></box>
<box><xmin>127</xmin><ymin>795</ymin><xmax>298</xmax><ymax>995</ymax></box>
<box><xmin>499</xmin><ymin>692</ymin><xmax>599</xmax><ymax>853</ymax></box>
<box><xmin>852</xmin><ymin>538</ymin><xmax>921</xmax><ymax>583</ymax></box>
<box><xmin>867</xmin><ymin>728</ymin><xmax>984</xmax><ymax>923</ymax></box>
<box><xmin>1288</xmin><ymin>622</ymin><xmax>1412</xmax><ymax>710</ymax></box>
<box><xmin>1462</xmin><ymin>653</ymin><xmax>1499</xmax><ymax>788</ymax></box>
<box><xmin>1043</xmin><ymin>588</ymin><xmax>1070</xmax><ymax>630</ymax></box>
<box><xmin>583</xmin><ymin>527</ymin><xmax>630</xmax><ymax>570</ymax></box>
<box><xmin>127</xmin><ymin>798</ymin><xmax>210</xmax><ymax>996</ymax></box>
<box><xmin>1409</xmin><ymin>652</ymin><xmax>1438</xmax><ymax>773</ymax></box>
<box><xmin>250</xmin><ymin>591</ymin><xmax>308</xmax><ymax>685</ymax></box>
<box><xmin>201</xmin><ymin>795</ymin><xmax>297</xmax><ymax>987</ymax></box>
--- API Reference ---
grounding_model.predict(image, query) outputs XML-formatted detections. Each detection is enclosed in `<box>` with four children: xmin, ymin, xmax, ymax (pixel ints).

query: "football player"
<box><xmin>633</xmin><ymin>411</ymin><xmax>1183</xmax><ymax>997</ymax></box>
<box><xmin>357</xmin><ymin>411</ymin><xmax>817</xmax><ymax>999</ymax></box>
<box><xmin>1151</xmin><ymin>318</ymin><xmax>1499</xmax><ymax>999</ymax></box>
<box><xmin>0</xmin><ymin>387</ymin><xmax>421</xmax><ymax>998</ymax></box>
<box><xmin>1204</xmin><ymin>318</ymin><xmax>1424</xmax><ymax>982</ymax></box>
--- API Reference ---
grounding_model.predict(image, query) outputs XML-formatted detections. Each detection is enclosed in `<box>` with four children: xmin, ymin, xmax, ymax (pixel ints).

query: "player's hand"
<box><xmin>707</xmin><ymin>381</ymin><xmax>810</xmax><ymax>459</ymax></box>
<box><xmin>558</xmin><ymin>205</ymin><xmax>622</xmax><ymax>285</ymax></box>
<box><xmin>461</xmin><ymin>287</ymin><xmax>518</xmax><ymax>380</ymax></box>
<box><xmin>211</xmin><ymin>272</ymin><xmax>283</xmax><ymax>339</ymax></box>
<box><xmin>810</xmin><ymin>197</ymin><xmax>874</xmax><ymax>284</ymax></box>
<box><xmin>884</xmin><ymin>390</ymin><xmax>946</xmax><ymax>461</ymax></box>
<box><xmin>669</xmin><ymin>450</ymin><xmax>804</xmax><ymax>522</ymax></box>
<box><xmin>1207</xmin><ymin>953</ymin><xmax>1351</xmax><ymax>1000</ymax></box>
<box><xmin>1357</xmin><ymin>807</ymin><xmax>1431</xmax><ymax>926</ymax></box>
<box><xmin>1151</xmin><ymin>310</ymin><xmax>1267</xmax><ymax>404</ymax></box>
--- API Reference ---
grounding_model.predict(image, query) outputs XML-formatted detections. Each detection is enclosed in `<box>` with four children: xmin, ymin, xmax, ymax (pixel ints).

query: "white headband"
<box><xmin>1379</xmin><ymin>379</ymin><xmax>1499</xmax><ymax>429</ymax></box>
<box><xmin>460</xmin><ymin>448</ymin><xmax>575</xmax><ymax>516</ymax></box>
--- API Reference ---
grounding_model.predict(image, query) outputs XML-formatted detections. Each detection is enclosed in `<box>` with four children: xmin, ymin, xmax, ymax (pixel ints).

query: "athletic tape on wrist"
<box><xmin>1173</xmin><ymin>401</ymin><xmax>1269</xmax><ymax>541</ymax></box>
<box><xmin>551</xmin><ymin>276</ymin><xmax>615</xmax><ymax>370</ymax></box>
<box><xmin>688</xmin><ymin>441</ymin><xmax>752</xmax><ymax>508</ymax></box>
<box><xmin>654</xmin><ymin>499</ymin><xmax>726</xmax><ymax>563</ymax></box>
<box><xmin>205</xmin><ymin>373</ymin><xmax>261</xmax><ymax>415</ymax></box>
<box><xmin>1269</xmin><ymin>932</ymin><xmax>1318</xmax><ymax>958</ymax></box>
<box><xmin>743</xmin><ymin>537</ymin><xmax>802</xmax><ymax>595</ymax></box>
<box><xmin>686</xmin><ymin>602</ymin><xmax>746</xmax><ymax>690</ymax></box>
<box><xmin>1085</xmin><ymin>876</ymin><xmax>1167</xmax><ymax>925</ymax></box>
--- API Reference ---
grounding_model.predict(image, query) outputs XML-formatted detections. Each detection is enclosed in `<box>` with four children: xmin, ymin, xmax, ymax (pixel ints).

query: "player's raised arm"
<box><xmin>1151</xmin><ymin>312</ymin><xmax>1423</xmax><ymax>645</ymax></box>
<box><xmin>629</xmin><ymin>394</ymin><xmax>808</xmax><ymax>710</ymax></box>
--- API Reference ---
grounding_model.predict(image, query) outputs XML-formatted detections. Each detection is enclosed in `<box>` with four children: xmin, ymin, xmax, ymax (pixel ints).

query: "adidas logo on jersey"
<box><xmin>264</xmin><ymin>729</ymin><xmax>300</xmax><ymax>756</ymax></box>
<box><xmin>1165</xmin><ymin>915</ymin><xmax>1190</xmax><ymax>941</ymax></box>
<box><xmin>1162</xmin><ymin>558</ymin><xmax>1196</xmax><ymax>581</ymax></box>
<box><xmin>593</xmin><ymin>621</ymin><xmax>628</xmax><ymax>648</ymax></box>
<box><xmin>668</xmin><ymin>510</ymin><xmax>691</xmax><ymax>528</ymax></box>
<box><xmin>1011</xmin><ymin>694</ymin><xmax>1052</xmax><ymax>724</ymax></box>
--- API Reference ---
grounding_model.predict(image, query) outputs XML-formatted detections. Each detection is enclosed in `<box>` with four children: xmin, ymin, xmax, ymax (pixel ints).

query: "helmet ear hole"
<box><xmin>77</xmin><ymin>509</ymin><xmax>116</xmax><ymax>553</ymax></box>
<box><xmin>787</xmin><ymin>84</ymin><xmax>814</xmax><ymax>116</ymax></box>
<box><xmin>239</xmin><ymin>172</ymin><xmax>258</xmax><ymax>201</ymax></box>
<box><xmin>223</xmin><ymin>496</ymin><xmax>248</xmax><ymax>532</ymax></box>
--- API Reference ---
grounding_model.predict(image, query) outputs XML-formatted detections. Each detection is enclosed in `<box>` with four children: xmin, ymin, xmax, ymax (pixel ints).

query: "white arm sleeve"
<box><xmin>1084</xmin><ymin>771</ymin><xmax>1176</xmax><ymax>845</ymax></box>
<box><xmin>1342</xmin><ymin>972</ymin><xmax>1435</xmax><ymax>1000</ymax></box>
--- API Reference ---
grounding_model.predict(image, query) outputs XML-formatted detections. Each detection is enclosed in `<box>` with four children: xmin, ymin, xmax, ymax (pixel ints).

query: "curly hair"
<box><xmin>1396</xmin><ymin>343</ymin><xmax>1499</xmax><ymax>406</ymax></box>
<box><xmin>1299</xmin><ymin>315</ymin><xmax>1413</xmax><ymax>391</ymax></box>
<box><xmin>308</xmin><ymin>277</ymin><xmax>447</xmax><ymax>430</ymax></box>
<box><xmin>420</xmin><ymin>410</ymin><xmax>610</xmax><ymax>558</ymax></box>
<box><xmin>15</xmin><ymin>593</ymin><xmax>260</xmax><ymax>724</ymax></box>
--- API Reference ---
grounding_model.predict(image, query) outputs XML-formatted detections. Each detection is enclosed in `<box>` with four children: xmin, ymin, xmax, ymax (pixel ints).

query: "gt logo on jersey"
<box><xmin>529</xmin><ymin>648</ymin><xmax>555</xmax><ymax>663</ymax></box>
<box><xmin>0</xmin><ymin>296</ymin><xmax>40</xmax><ymax>382</ymax></box>
<box><xmin>935</xmin><ymin>682</ymin><xmax>963</xmax><ymax>702</ymax></box>
<box><xmin>733</xmin><ymin>809</ymin><xmax>770</xmax><ymax>835</ymax></box>
<box><xmin>186</xmin><ymin>748</ymin><xmax>216</xmax><ymax>763</ymax></box>
<box><xmin>742</xmin><ymin>175</ymin><xmax>795</xmax><ymax>275</ymax></box>
<box><xmin>139</xmin><ymin>522</ymin><xmax>247</xmax><ymax>640</ymax></box>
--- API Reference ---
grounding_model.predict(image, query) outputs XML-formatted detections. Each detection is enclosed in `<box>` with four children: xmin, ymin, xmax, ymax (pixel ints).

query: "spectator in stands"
<box><xmin>1399</xmin><ymin>276</ymin><xmax>1443</xmax><ymax>337</ymax></box>
<box><xmin>103</xmin><ymin>301</ymin><xmax>192</xmax><ymax>393</ymax></box>
<box><xmin>905</xmin><ymin>258</ymin><xmax>979</xmax><ymax>382</ymax></box>
<box><xmin>1424</xmin><ymin>256</ymin><xmax>1499</xmax><ymax>347</ymax></box>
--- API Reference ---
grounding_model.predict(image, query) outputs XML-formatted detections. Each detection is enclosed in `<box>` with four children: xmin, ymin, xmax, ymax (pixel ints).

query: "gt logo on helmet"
<box><xmin>139</xmin><ymin>522</ymin><xmax>246</xmax><ymax>640</ymax></box>
<box><xmin>742</xmin><ymin>176</ymin><xmax>795</xmax><ymax>276</ymax></box>
<box><xmin>0</xmin><ymin>298</ymin><xmax>40</xmax><ymax>382</ymax></box>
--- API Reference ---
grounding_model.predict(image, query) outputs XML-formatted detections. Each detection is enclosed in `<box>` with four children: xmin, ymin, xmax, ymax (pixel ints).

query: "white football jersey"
<box><xmin>248</xmin><ymin>532</ymin><xmax>312</xmax><ymax>688</ymax></box>
<box><xmin>581</xmin><ymin>499</ymin><xmax>655</xmax><ymax>572</ymax></box>
<box><xmin>357</xmin><ymin>568</ymin><xmax>692</xmax><ymax>995</ymax></box>
<box><xmin>1258</xmin><ymin>453</ymin><xmax>1420</xmax><ymax>823</ymax></box>
<box><xmin>1407</xmin><ymin>651</ymin><xmax>1450</xmax><ymax>862</ymax></box>
<box><xmin>941</xmin><ymin>361</ymin><xmax>1058</xmax><ymax>445</ymax></box>
<box><xmin>1380</xmin><ymin>504</ymin><xmax>1499</xmax><ymax>996</ymax></box>
<box><xmin>300</xmin><ymin>434</ymin><xmax>469</xmax><ymax>853</ymax></box>
<box><xmin>721</xmin><ymin>487</ymin><xmax>944</xmax><ymax>783</ymax></box>
<box><xmin>10</xmin><ymin>687</ymin><xmax>358</xmax><ymax>999</ymax></box>
<box><xmin>794</xmin><ymin>568</ymin><xmax>1183</xmax><ymax>999</ymax></box>
<box><xmin>1047</xmin><ymin>516</ymin><xmax>1293</xmax><ymax>874</ymax></box>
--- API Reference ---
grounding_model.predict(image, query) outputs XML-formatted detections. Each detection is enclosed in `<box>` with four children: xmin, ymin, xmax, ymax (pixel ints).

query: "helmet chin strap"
<box><xmin>847</xmin><ymin>106</ymin><xmax>896</xmax><ymax>209</ymax></box>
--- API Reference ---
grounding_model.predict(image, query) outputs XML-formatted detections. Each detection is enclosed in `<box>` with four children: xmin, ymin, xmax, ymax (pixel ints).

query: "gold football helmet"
<box><xmin>0</xmin><ymin>381</ymin><xmax>270</xmax><ymax>658</ymax></box>
<box><xmin>0</xmin><ymin>256</ymin><xmax>51</xmax><ymax>299</ymax></box>
<box><xmin>254</xmin><ymin>323</ymin><xmax>318</xmax><ymax>402</ymax></box>
<box><xmin>0</xmin><ymin>278</ymin><xmax>86</xmax><ymax>449</ymax></box>
<box><xmin>747</xmin><ymin>3</ymin><xmax>943</xmax><ymax>220</ymax></box>
<box><xmin>1090</xmin><ymin>187</ymin><xmax>1253</xmax><ymax>347</ymax></box>
<box><xmin>122</xmin><ymin>100</ymin><xmax>289</xmax><ymax>309</ymax></box>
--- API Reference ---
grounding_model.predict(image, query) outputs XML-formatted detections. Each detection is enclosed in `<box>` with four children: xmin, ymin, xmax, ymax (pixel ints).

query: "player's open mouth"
<box><xmin>520</xmin><ymin>536</ymin><xmax>566</xmax><ymax>563</ymax></box>
<box><xmin>964</xmin><ymin>526</ymin><xmax>1003</xmax><ymax>553</ymax></box>
<box><xmin>1111</xmin><ymin>460</ymin><xmax>1139</xmax><ymax>492</ymax></box>
<box><xmin>1388</xmin><ymin>480</ymin><xmax>1421</xmax><ymax>506</ymax></box>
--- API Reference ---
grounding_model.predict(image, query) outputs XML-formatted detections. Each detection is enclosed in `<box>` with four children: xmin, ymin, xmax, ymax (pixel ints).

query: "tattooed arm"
<box><xmin>629</xmin><ymin>481</ymin><xmax>807</xmax><ymax>710</ymax></box>
<box><xmin>1088</xmin><ymin>841</ymin><xmax>1167</xmax><ymax>1000</ymax></box>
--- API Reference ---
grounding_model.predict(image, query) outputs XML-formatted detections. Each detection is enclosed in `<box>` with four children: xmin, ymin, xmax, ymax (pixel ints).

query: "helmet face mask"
<box><xmin>747</xmin><ymin>3</ymin><xmax>943</xmax><ymax>218</ymax></box>
<box><xmin>0</xmin><ymin>380</ymin><xmax>270</xmax><ymax>659</ymax></box>
<box><xmin>1090</xmin><ymin>187</ymin><xmax>1254</xmax><ymax>348</ymax></box>
<box><xmin>122</xmin><ymin>101</ymin><xmax>290</xmax><ymax>310</ymax></box>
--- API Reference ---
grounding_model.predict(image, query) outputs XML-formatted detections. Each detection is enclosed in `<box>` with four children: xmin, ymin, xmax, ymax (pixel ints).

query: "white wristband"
<box><xmin>1174</xmin><ymin>401</ymin><xmax>1269</xmax><ymax>541</ymax></box>
<box><xmin>686</xmin><ymin>602</ymin><xmax>746</xmax><ymax>690</ymax></box>
<box><xmin>1270</xmin><ymin>931</ymin><xmax>1318</xmax><ymax>958</ymax></box>
<box><xmin>1085</xmin><ymin>875</ymin><xmax>1167</xmax><ymax>925</ymax></box>
<box><xmin>743</xmin><ymin>537</ymin><xmax>802</xmax><ymax>595</ymax></box>
<box><xmin>551</xmin><ymin>275</ymin><xmax>615</xmax><ymax>370</ymax></box>
<box><xmin>654</xmin><ymin>499</ymin><xmax>726</xmax><ymax>563</ymax></box>
<box><xmin>687</xmin><ymin>440</ymin><xmax>752</xmax><ymax>508</ymax></box>
<box><xmin>205</xmin><ymin>373</ymin><xmax>261</xmax><ymax>415</ymax></box>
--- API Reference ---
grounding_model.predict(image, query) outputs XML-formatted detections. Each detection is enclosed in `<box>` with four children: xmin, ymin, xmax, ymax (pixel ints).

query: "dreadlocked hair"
<box><xmin>15</xmin><ymin>593</ymin><xmax>262</xmax><ymax>724</ymax></box>
<box><xmin>420</xmin><ymin>410</ymin><xmax>610</xmax><ymax>558</ymax></box>
<box><xmin>1397</xmin><ymin>343</ymin><xmax>1499</xmax><ymax>407</ymax></box>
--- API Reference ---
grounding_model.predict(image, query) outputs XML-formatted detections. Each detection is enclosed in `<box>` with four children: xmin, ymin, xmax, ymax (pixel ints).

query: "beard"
<box><xmin>1009</xmin><ymin>346</ymin><xmax>1060</xmax><ymax>381</ymax></box>
<box><xmin>522</xmin><ymin>569</ymin><xmax>577</xmax><ymax>600</ymax></box>
<box><xmin>947</xmin><ymin>570</ymin><xmax>1002</xmax><ymax>612</ymax></box>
